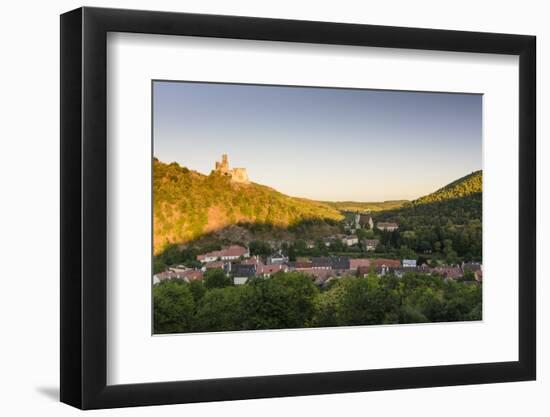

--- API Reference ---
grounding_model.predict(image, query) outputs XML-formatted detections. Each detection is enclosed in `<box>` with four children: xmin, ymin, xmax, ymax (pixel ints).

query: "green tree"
<box><xmin>203</xmin><ymin>269</ymin><xmax>232</xmax><ymax>289</ymax></box>
<box><xmin>311</xmin><ymin>282</ymin><xmax>346</xmax><ymax>327</ymax></box>
<box><xmin>245</xmin><ymin>272</ymin><xmax>319</xmax><ymax>329</ymax></box>
<box><xmin>399</xmin><ymin>245</ymin><xmax>417</xmax><ymax>260</ymax></box>
<box><xmin>195</xmin><ymin>286</ymin><xmax>250</xmax><ymax>332</ymax></box>
<box><xmin>153</xmin><ymin>258</ymin><xmax>166</xmax><ymax>274</ymax></box>
<box><xmin>153</xmin><ymin>280</ymin><xmax>195</xmax><ymax>333</ymax></box>
<box><xmin>375</xmin><ymin>243</ymin><xmax>386</xmax><ymax>253</ymax></box>
<box><xmin>356</xmin><ymin>228</ymin><xmax>368</xmax><ymax>240</ymax></box>
<box><xmin>338</xmin><ymin>276</ymin><xmax>399</xmax><ymax>325</ymax></box>
<box><xmin>443</xmin><ymin>239</ymin><xmax>459</xmax><ymax>265</ymax></box>
<box><xmin>249</xmin><ymin>240</ymin><xmax>272</xmax><ymax>256</ymax></box>
<box><xmin>330</xmin><ymin>239</ymin><xmax>345</xmax><ymax>252</ymax></box>
<box><xmin>188</xmin><ymin>279</ymin><xmax>206</xmax><ymax>302</ymax></box>
<box><xmin>403</xmin><ymin>287</ymin><xmax>446</xmax><ymax>322</ymax></box>
<box><xmin>462</xmin><ymin>270</ymin><xmax>476</xmax><ymax>282</ymax></box>
<box><xmin>287</xmin><ymin>244</ymin><xmax>297</xmax><ymax>261</ymax></box>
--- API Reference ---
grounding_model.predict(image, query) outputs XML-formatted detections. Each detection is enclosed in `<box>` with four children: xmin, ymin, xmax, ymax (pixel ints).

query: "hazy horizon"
<box><xmin>153</xmin><ymin>81</ymin><xmax>482</xmax><ymax>201</ymax></box>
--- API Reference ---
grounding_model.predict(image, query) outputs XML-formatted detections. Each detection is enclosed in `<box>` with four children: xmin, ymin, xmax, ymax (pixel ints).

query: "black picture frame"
<box><xmin>60</xmin><ymin>6</ymin><xmax>536</xmax><ymax>410</ymax></box>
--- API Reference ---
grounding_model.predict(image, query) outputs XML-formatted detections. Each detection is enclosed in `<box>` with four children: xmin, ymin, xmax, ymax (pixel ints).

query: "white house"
<box><xmin>197</xmin><ymin>245</ymin><xmax>250</xmax><ymax>263</ymax></box>
<box><xmin>353</xmin><ymin>213</ymin><xmax>361</xmax><ymax>229</ymax></box>
<box><xmin>233</xmin><ymin>277</ymin><xmax>249</xmax><ymax>285</ymax></box>
<box><xmin>376</xmin><ymin>222</ymin><xmax>399</xmax><ymax>232</ymax></box>
<box><xmin>342</xmin><ymin>236</ymin><xmax>359</xmax><ymax>246</ymax></box>
<box><xmin>152</xmin><ymin>270</ymin><xmax>176</xmax><ymax>285</ymax></box>
<box><xmin>196</xmin><ymin>253</ymin><xmax>218</xmax><ymax>263</ymax></box>
<box><xmin>402</xmin><ymin>259</ymin><xmax>417</xmax><ymax>268</ymax></box>
<box><xmin>267</xmin><ymin>252</ymin><xmax>288</xmax><ymax>264</ymax></box>
<box><xmin>219</xmin><ymin>245</ymin><xmax>250</xmax><ymax>261</ymax></box>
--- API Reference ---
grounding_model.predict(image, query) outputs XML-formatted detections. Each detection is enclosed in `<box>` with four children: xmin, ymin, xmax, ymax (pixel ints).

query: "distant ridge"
<box><xmin>320</xmin><ymin>200</ymin><xmax>408</xmax><ymax>212</ymax></box>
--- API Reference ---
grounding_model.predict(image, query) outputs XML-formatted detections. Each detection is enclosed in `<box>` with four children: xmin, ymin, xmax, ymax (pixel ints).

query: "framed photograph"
<box><xmin>60</xmin><ymin>6</ymin><xmax>536</xmax><ymax>409</ymax></box>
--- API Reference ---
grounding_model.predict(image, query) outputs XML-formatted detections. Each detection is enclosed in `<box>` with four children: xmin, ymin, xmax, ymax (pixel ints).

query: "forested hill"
<box><xmin>376</xmin><ymin>170</ymin><xmax>483</xmax><ymax>220</ymax></box>
<box><xmin>153</xmin><ymin>159</ymin><xmax>343</xmax><ymax>254</ymax></box>
<box><xmin>373</xmin><ymin>170</ymin><xmax>483</xmax><ymax>260</ymax></box>
<box><xmin>413</xmin><ymin>170</ymin><xmax>482</xmax><ymax>205</ymax></box>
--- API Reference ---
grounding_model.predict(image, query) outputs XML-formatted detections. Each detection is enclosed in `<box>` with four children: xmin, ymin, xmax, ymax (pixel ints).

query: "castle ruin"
<box><xmin>214</xmin><ymin>154</ymin><xmax>249</xmax><ymax>183</ymax></box>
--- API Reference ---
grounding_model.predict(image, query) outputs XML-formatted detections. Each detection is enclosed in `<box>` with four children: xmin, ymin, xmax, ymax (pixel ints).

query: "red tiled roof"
<box><xmin>220</xmin><ymin>245</ymin><xmax>248</xmax><ymax>257</ymax></box>
<box><xmin>463</xmin><ymin>263</ymin><xmax>482</xmax><ymax>271</ymax></box>
<box><xmin>433</xmin><ymin>267</ymin><xmax>462</xmax><ymax>279</ymax></box>
<box><xmin>359</xmin><ymin>214</ymin><xmax>372</xmax><ymax>225</ymax></box>
<box><xmin>204</xmin><ymin>260</ymin><xmax>225</xmax><ymax>269</ymax></box>
<box><xmin>259</xmin><ymin>264</ymin><xmax>287</xmax><ymax>275</ymax></box>
<box><xmin>242</xmin><ymin>256</ymin><xmax>263</xmax><ymax>266</ymax></box>
<box><xmin>155</xmin><ymin>271</ymin><xmax>176</xmax><ymax>281</ymax></box>
<box><xmin>299</xmin><ymin>268</ymin><xmax>333</xmax><ymax>279</ymax></box>
<box><xmin>197</xmin><ymin>245</ymin><xmax>248</xmax><ymax>260</ymax></box>
<box><xmin>180</xmin><ymin>269</ymin><xmax>204</xmax><ymax>281</ymax></box>
<box><xmin>371</xmin><ymin>258</ymin><xmax>401</xmax><ymax>268</ymax></box>
<box><xmin>350</xmin><ymin>258</ymin><xmax>371</xmax><ymax>269</ymax></box>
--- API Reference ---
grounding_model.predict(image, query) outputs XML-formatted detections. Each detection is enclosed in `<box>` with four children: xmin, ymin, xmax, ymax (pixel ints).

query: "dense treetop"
<box><xmin>373</xmin><ymin>170</ymin><xmax>482</xmax><ymax>261</ymax></box>
<box><xmin>154</xmin><ymin>271</ymin><xmax>482</xmax><ymax>334</ymax></box>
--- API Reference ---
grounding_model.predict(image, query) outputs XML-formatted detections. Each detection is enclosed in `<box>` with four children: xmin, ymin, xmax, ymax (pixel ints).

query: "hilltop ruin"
<box><xmin>214</xmin><ymin>154</ymin><xmax>249</xmax><ymax>183</ymax></box>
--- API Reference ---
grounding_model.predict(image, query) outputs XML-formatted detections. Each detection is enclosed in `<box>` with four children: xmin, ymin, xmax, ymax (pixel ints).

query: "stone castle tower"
<box><xmin>214</xmin><ymin>154</ymin><xmax>249</xmax><ymax>183</ymax></box>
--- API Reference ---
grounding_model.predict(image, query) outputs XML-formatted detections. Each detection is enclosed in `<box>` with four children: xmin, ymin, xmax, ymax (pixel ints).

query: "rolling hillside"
<box><xmin>313</xmin><ymin>171</ymin><xmax>482</xmax><ymax>216</ymax></box>
<box><xmin>375</xmin><ymin>170</ymin><xmax>482</xmax><ymax>221</ymax></box>
<box><xmin>321</xmin><ymin>200</ymin><xmax>408</xmax><ymax>212</ymax></box>
<box><xmin>373</xmin><ymin>170</ymin><xmax>482</xmax><ymax>259</ymax></box>
<box><xmin>413</xmin><ymin>170</ymin><xmax>482</xmax><ymax>205</ymax></box>
<box><xmin>153</xmin><ymin>159</ymin><xmax>343</xmax><ymax>253</ymax></box>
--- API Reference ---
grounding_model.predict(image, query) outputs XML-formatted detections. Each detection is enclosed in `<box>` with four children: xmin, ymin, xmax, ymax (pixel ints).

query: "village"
<box><xmin>153</xmin><ymin>214</ymin><xmax>483</xmax><ymax>287</ymax></box>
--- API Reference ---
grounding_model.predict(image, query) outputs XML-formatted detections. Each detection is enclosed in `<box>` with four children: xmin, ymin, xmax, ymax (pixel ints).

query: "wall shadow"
<box><xmin>35</xmin><ymin>386</ymin><xmax>59</xmax><ymax>401</ymax></box>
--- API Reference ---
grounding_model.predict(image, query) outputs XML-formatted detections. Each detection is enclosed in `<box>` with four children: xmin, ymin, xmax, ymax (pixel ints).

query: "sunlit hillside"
<box><xmin>153</xmin><ymin>159</ymin><xmax>344</xmax><ymax>253</ymax></box>
<box><xmin>321</xmin><ymin>200</ymin><xmax>408</xmax><ymax>212</ymax></box>
<box><xmin>413</xmin><ymin>170</ymin><xmax>482</xmax><ymax>205</ymax></box>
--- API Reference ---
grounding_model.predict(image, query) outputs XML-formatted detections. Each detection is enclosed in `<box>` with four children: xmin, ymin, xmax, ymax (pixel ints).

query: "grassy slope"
<box><xmin>154</xmin><ymin>159</ymin><xmax>343</xmax><ymax>253</ymax></box>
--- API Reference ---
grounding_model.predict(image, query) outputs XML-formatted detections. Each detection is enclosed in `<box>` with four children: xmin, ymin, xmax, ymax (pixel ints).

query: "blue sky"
<box><xmin>153</xmin><ymin>81</ymin><xmax>482</xmax><ymax>201</ymax></box>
